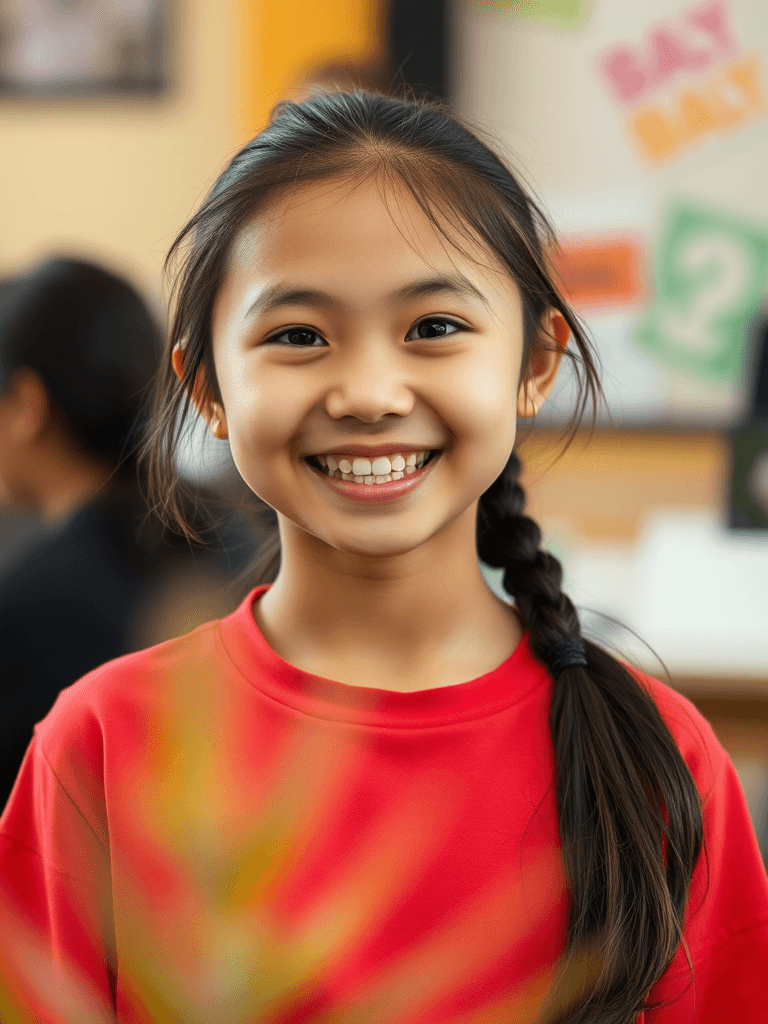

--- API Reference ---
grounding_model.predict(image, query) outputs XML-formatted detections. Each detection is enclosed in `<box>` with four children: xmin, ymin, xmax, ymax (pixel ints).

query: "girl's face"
<box><xmin>204</xmin><ymin>176</ymin><xmax>564</xmax><ymax>562</ymax></box>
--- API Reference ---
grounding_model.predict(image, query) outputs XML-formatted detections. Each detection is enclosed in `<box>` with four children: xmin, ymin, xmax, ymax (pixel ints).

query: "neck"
<box><xmin>254</xmin><ymin>505</ymin><xmax>523</xmax><ymax>691</ymax></box>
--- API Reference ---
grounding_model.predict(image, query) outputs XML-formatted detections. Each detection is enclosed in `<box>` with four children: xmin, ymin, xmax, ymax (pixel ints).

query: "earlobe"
<box><xmin>172</xmin><ymin>342</ymin><xmax>227</xmax><ymax>438</ymax></box>
<box><xmin>208</xmin><ymin>403</ymin><xmax>229</xmax><ymax>440</ymax></box>
<box><xmin>516</xmin><ymin>310</ymin><xmax>570</xmax><ymax>418</ymax></box>
<box><xmin>516</xmin><ymin>383</ymin><xmax>541</xmax><ymax>419</ymax></box>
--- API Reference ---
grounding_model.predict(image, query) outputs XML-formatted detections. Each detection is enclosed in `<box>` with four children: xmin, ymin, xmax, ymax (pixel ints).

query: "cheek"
<box><xmin>220</xmin><ymin>372</ymin><xmax>310</xmax><ymax>495</ymax></box>
<box><xmin>226</xmin><ymin>394</ymin><xmax>288</xmax><ymax>468</ymax></box>
<box><xmin>428</xmin><ymin>357</ymin><xmax>518</xmax><ymax>498</ymax></box>
<box><xmin>438</xmin><ymin>353</ymin><xmax>518</xmax><ymax>446</ymax></box>
<box><xmin>217</xmin><ymin>354</ymin><xmax>279</xmax><ymax>450</ymax></box>
<box><xmin>460</xmin><ymin>366</ymin><xmax>512</xmax><ymax>419</ymax></box>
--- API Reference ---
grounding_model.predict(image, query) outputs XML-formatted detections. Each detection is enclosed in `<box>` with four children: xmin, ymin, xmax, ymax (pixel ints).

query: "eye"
<box><xmin>264</xmin><ymin>326</ymin><xmax>326</xmax><ymax>348</ymax></box>
<box><xmin>406</xmin><ymin>317</ymin><xmax>465</xmax><ymax>340</ymax></box>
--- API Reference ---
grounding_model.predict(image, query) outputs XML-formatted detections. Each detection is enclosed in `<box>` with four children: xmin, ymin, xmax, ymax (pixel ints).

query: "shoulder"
<box><xmin>1</xmin><ymin>612</ymin><xmax>236</xmax><ymax>859</ymax></box>
<box><xmin>31</xmin><ymin>585</ymin><xmax>267</xmax><ymax>780</ymax></box>
<box><xmin>624</xmin><ymin>664</ymin><xmax>727</xmax><ymax>801</ymax></box>
<box><xmin>633</xmin><ymin>668</ymin><xmax>768</xmax><ymax>1015</ymax></box>
<box><xmin>34</xmin><ymin>617</ymin><xmax>226</xmax><ymax>777</ymax></box>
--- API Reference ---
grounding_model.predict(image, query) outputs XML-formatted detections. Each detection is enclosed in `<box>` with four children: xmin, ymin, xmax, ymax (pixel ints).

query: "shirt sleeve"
<box><xmin>0</xmin><ymin>736</ymin><xmax>116</xmax><ymax>1024</ymax></box>
<box><xmin>646</xmin><ymin>747</ymin><xmax>768</xmax><ymax>1023</ymax></box>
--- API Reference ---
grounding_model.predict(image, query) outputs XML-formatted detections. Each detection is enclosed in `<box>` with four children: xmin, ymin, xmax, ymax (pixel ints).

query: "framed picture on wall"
<box><xmin>0</xmin><ymin>0</ymin><xmax>168</xmax><ymax>96</ymax></box>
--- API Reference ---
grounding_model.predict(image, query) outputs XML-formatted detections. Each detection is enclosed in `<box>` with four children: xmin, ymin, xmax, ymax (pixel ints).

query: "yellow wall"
<box><xmin>241</xmin><ymin>0</ymin><xmax>379</xmax><ymax>136</ymax></box>
<box><xmin>0</xmin><ymin>1</ymin><xmax>244</xmax><ymax>301</ymax></box>
<box><xmin>0</xmin><ymin>0</ymin><xmax>380</xmax><ymax>302</ymax></box>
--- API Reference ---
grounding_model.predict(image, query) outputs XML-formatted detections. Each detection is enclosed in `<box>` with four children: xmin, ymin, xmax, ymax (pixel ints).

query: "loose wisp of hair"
<box><xmin>142</xmin><ymin>89</ymin><xmax>703</xmax><ymax>1023</ymax></box>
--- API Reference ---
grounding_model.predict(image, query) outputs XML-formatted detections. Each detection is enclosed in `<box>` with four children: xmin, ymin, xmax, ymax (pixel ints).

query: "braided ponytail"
<box><xmin>478</xmin><ymin>452</ymin><xmax>703</xmax><ymax>1022</ymax></box>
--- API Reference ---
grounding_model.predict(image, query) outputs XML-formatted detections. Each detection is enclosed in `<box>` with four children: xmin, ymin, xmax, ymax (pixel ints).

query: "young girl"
<box><xmin>1</xmin><ymin>90</ymin><xmax>767</xmax><ymax>1024</ymax></box>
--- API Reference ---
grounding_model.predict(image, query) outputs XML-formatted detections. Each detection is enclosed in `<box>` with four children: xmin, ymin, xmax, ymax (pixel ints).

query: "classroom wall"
<box><xmin>0</xmin><ymin>0</ymin><xmax>382</xmax><ymax>301</ymax></box>
<box><xmin>452</xmin><ymin>0</ymin><xmax>768</xmax><ymax>427</ymax></box>
<box><xmin>0</xmin><ymin>0</ymin><xmax>244</xmax><ymax>301</ymax></box>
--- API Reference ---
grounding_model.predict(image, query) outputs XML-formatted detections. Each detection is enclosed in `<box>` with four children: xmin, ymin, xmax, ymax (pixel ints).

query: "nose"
<box><xmin>323</xmin><ymin>344</ymin><xmax>415</xmax><ymax>423</ymax></box>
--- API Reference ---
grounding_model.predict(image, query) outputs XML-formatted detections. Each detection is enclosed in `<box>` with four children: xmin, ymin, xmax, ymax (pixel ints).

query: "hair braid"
<box><xmin>478</xmin><ymin>451</ymin><xmax>703</xmax><ymax>1023</ymax></box>
<box><xmin>477</xmin><ymin>451</ymin><xmax>581</xmax><ymax>652</ymax></box>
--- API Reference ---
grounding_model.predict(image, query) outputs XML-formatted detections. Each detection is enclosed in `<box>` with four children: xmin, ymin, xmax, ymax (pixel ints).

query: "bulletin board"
<box><xmin>453</xmin><ymin>0</ymin><xmax>768</xmax><ymax>426</ymax></box>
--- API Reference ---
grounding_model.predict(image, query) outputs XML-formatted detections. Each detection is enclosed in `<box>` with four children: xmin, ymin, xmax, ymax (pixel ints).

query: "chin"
<box><xmin>324</xmin><ymin>529</ymin><xmax>435</xmax><ymax>561</ymax></box>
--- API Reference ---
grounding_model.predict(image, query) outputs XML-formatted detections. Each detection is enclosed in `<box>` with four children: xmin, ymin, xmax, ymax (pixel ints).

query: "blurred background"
<box><xmin>0</xmin><ymin>0</ymin><xmax>766</xmax><ymax>856</ymax></box>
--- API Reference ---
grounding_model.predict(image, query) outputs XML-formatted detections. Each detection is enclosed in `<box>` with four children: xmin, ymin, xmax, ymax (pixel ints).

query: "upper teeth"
<box><xmin>317</xmin><ymin>451</ymin><xmax>430</xmax><ymax>480</ymax></box>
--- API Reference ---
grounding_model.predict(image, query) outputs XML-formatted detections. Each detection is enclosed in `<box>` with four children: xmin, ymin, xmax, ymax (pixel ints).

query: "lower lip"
<box><xmin>306</xmin><ymin>454</ymin><xmax>441</xmax><ymax>503</ymax></box>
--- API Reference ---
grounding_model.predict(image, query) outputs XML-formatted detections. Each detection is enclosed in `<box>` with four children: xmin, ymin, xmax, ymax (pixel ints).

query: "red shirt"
<box><xmin>1</xmin><ymin>585</ymin><xmax>767</xmax><ymax>1023</ymax></box>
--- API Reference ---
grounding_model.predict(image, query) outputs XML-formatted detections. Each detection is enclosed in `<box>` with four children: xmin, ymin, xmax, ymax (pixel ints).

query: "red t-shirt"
<box><xmin>1</xmin><ymin>585</ymin><xmax>767</xmax><ymax>1023</ymax></box>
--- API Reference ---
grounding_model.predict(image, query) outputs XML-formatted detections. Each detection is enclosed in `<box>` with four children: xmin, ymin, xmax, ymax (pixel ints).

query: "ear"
<box><xmin>172</xmin><ymin>342</ymin><xmax>229</xmax><ymax>440</ymax></box>
<box><xmin>516</xmin><ymin>310</ymin><xmax>570</xmax><ymax>418</ymax></box>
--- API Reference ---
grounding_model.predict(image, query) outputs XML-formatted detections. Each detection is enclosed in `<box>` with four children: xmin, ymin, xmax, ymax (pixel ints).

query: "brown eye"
<box><xmin>407</xmin><ymin>318</ymin><xmax>463</xmax><ymax>340</ymax></box>
<box><xmin>266</xmin><ymin>327</ymin><xmax>325</xmax><ymax>347</ymax></box>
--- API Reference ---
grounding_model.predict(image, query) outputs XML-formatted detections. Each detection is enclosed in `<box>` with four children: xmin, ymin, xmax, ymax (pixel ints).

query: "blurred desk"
<box><xmin>517</xmin><ymin>428</ymin><xmax>767</xmax><ymax>689</ymax></box>
<box><xmin>518</xmin><ymin>427</ymin><xmax>728</xmax><ymax>543</ymax></box>
<box><xmin>627</xmin><ymin>512</ymin><xmax>768</xmax><ymax>685</ymax></box>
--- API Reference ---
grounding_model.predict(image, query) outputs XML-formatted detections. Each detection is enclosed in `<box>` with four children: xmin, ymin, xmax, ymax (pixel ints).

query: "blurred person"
<box><xmin>0</xmin><ymin>257</ymin><xmax>250</xmax><ymax>808</ymax></box>
<box><xmin>0</xmin><ymin>94</ymin><xmax>766</xmax><ymax>1024</ymax></box>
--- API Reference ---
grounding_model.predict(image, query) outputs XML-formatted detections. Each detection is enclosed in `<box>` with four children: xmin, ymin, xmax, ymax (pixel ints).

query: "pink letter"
<box><xmin>600</xmin><ymin>46</ymin><xmax>648</xmax><ymax>103</ymax></box>
<box><xmin>687</xmin><ymin>0</ymin><xmax>737</xmax><ymax>55</ymax></box>
<box><xmin>647</xmin><ymin>28</ymin><xmax>695</xmax><ymax>87</ymax></box>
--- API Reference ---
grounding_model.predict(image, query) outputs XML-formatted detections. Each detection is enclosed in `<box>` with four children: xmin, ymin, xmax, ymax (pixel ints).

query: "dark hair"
<box><xmin>145</xmin><ymin>90</ymin><xmax>703</xmax><ymax>1022</ymax></box>
<box><xmin>0</xmin><ymin>256</ymin><xmax>161</xmax><ymax>470</ymax></box>
<box><xmin>0</xmin><ymin>257</ymin><xmax>205</xmax><ymax>573</ymax></box>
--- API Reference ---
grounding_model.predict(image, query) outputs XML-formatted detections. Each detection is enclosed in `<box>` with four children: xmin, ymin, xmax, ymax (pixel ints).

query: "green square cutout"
<box><xmin>636</xmin><ymin>202</ymin><xmax>768</xmax><ymax>384</ymax></box>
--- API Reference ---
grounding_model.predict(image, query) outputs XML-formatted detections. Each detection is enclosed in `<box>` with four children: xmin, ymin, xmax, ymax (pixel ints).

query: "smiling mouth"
<box><xmin>304</xmin><ymin>450</ymin><xmax>440</xmax><ymax>485</ymax></box>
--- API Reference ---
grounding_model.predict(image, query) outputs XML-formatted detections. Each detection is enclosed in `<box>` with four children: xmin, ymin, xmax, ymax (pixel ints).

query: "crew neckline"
<box><xmin>218</xmin><ymin>586</ymin><xmax>550</xmax><ymax>728</ymax></box>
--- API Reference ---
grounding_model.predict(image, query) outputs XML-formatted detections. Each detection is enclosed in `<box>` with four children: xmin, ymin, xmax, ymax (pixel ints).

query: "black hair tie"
<box><xmin>547</xmin><ymin>639</ymin><xmax>588</xmax><ymax>675</ymax></box>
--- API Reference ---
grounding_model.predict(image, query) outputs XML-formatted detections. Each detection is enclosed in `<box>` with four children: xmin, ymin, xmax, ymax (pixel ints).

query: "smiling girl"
<box><xmin>1</xmin><ymin>91</ymin><xmax>767</xmax><ymax>1024</ymax></box>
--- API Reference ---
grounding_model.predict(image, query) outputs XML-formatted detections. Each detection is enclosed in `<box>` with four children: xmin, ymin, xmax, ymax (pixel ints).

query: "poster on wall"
<box><xmin>598</xmin><ymin>1</ymin><xmax>766</xmax><ymax>165</ymax></box>
<box><xmin>0</xmin><ymin>0</ymin><xmax>168</xmax><ymax>96</ymax></box>
<box><xmin>455</xmin><ymin>0</ymin><xmax>768</xmax><ymax>426</ymax></box>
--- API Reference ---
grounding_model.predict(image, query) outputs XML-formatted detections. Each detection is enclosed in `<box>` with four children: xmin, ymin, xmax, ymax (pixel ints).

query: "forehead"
<box><xmin>217</xmin><ymin>175</ymin><xmax>521</xmax><ymax>317</ymax></box>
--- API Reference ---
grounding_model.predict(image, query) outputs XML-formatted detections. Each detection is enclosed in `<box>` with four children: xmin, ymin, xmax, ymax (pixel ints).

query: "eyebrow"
<box><xmin>244</xmin><ymin>272</ymin><xmax>491</xmax><ymax>320</ymax></box>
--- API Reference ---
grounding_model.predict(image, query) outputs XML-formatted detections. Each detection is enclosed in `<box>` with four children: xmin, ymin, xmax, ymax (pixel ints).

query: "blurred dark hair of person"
<box><xmin>0</xmin><ymin>257</ymin><xmax>253</xmax><ymax>809</ymax></box>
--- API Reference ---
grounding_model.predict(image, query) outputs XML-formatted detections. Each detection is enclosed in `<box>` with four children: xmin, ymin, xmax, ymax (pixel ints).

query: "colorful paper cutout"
<box><xmin>630</xmin><ymin>55</ymin><xmax>766</xmax><ymax>162</ymax></box>
<box><xmin>636</xmin><ymin>203</ymin><xmax>768</xmax><ymax>383</ymax></box>
<box><xmin>474</xmin><ymin>0</ymin><xmax>588</xmax><ymax>28</ymax></box>
<box><xmin>599</xmin><ymin>1</ymin><xmax>736</xmax><ymax>105</ymax></box>
<box><xmin>553</xmin><ymin>237</ymin><xmax>645</xmax><ymax>309</ymax></box>
<box><xmin>596</xmin><ymin>0</ymin><xmax>765</xmax><ymax>164</ymax></box>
